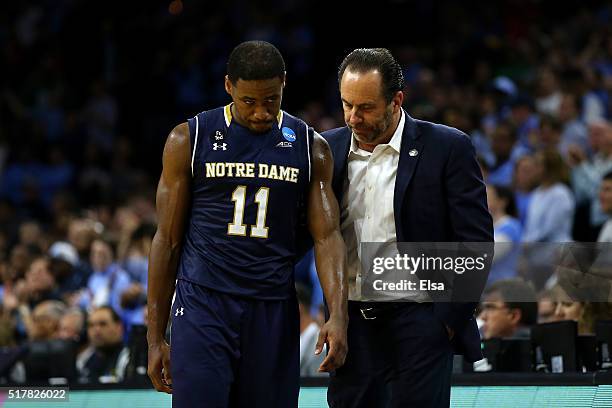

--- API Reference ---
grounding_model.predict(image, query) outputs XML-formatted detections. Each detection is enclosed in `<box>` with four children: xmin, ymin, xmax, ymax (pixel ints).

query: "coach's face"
<box><xmin>340</xmin><ymin>69</ymin><xmax>403</xmax><ymax>150</ymax></box>
<box><xmin>225</xmin><ymin>76</ymin><xmax>284</xmax><ymax>133</ymax></box>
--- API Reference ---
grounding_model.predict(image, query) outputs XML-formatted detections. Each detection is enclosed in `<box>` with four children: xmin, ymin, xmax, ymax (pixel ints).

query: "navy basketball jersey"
<box><xmin>177</xmin><ymin>104</ymin><xmax>313</xmax><ymax>299</ymax></box>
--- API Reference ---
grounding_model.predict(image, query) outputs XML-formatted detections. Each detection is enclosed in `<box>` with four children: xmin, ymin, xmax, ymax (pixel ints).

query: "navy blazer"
<box><xmin>322</xmin><ymin>113</ymin><xmax>494</xmax><ymax>362</ymax></box>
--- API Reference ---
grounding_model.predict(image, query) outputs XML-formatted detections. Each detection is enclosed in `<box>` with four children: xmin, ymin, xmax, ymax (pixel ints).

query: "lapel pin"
<box><xmin>408</xmin><ymin>149</ymin><xmax>418</xmax><ymax>157</ymax></box>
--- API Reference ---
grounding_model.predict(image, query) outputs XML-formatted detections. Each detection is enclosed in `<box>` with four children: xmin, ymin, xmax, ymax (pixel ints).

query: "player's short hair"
<box><xmin>338</xmin><ymin>48</ymin><xmax>404</xmax><ymax>102</ymax></box>
<box><xmin>227</xmin><ymin>41</ymin><xmax>285</xmax><ymax>84</ymax></box>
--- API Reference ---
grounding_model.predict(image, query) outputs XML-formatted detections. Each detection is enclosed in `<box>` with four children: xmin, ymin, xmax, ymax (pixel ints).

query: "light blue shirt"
<box><xmin>81</xmin><ymin>263</ymin><xmax>131</xmax><ymax>314</ymax></box>
<box><xmin>523</xmin><ymin>183</ymin><xmax>575</xmax><ymax>242</ymax></box>
<box><xmin>489</xmin><ymin>216</ymin><xmax>522</xmax><ymax>284</ymax></box>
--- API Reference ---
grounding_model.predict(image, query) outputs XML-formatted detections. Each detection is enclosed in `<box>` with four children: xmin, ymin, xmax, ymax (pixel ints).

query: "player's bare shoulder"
<box><xmin>311</xmin><ymin>131</ymin><xmax>334</xmax><ymax>177</ymax></box>
<box><xmin>165</xmin><ymin>123</ymin><xmax>190</xmax><ymax>153</ymax></box>
<box><xmin>162</xmin><ymin>122</ymin><xmax>191</xmax><ymax>174</ymax></box>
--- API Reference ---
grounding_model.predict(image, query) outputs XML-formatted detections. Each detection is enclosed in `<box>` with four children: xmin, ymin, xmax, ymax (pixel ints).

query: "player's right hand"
<box><xmin>148</xmin><ymin>341</ymin><xmax>172</xmax><ymax>393</ymax></box>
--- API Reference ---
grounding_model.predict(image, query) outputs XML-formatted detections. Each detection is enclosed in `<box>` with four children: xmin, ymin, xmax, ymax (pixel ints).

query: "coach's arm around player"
<box><xmin>307</xmin><ymin>132</ymin><xmax>349</xmax><ymax>373</ymax></box>
<box><xmin>146</xmin><ymin>123</ymin><xmax>191</xmax><ymax>393</ymax></box>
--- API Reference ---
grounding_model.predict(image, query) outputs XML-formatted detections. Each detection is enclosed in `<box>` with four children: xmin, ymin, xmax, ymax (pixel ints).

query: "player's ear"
<box><xmin>281</xmin><ymin>72</ymin><xmax>286</xmax><ymax>88</ymax></box>
<box><xmin>224</xmin><ymin>75</ymin><xmax>233</xmax><ymax>95</ymax></box>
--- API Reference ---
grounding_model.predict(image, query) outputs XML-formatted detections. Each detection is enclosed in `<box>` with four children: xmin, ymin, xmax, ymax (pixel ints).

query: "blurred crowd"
<box><xmin>1</xmin><ymin>0</ymin><xmax>612</xmax><ymax>382</ymax></box>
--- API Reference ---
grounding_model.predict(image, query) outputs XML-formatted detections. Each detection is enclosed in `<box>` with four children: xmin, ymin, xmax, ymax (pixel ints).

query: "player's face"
<box><xmin>225</xmin><ymin>76</ymin><xmax>284</xmax><ymax>133</ymax></box>
<box><xmin>340</xmin><ymin>69</ymin><xmax>402</xmax><ymax>148</ymax></box>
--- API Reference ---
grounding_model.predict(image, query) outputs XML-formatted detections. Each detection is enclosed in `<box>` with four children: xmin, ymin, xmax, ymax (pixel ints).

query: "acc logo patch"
<box><xmin>282</xmin><ymin>127</ymin><xmax>296</xmax><ymax>142</ymax></box>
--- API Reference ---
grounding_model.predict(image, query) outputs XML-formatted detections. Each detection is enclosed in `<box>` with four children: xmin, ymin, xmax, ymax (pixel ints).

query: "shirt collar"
<box><xmin>224</xmin><ymin>103</ymin><xmax>284</xmax><ymax>129</ymax></box>
<box><xmin>349</xmin><ymin>108</ymin><xmax>405</xmax><ymax>156</ymax></box>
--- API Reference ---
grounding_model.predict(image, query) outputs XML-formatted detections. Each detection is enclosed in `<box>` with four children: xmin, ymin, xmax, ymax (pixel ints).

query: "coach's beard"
<box><xmin>349</xmin><ymin>107</ymin><xmax>394</xmax><ymax>147</ymax></box>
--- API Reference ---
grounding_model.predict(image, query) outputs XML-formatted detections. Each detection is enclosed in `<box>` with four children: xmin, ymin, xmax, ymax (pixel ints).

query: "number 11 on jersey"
<box><xmin>227</xmin><ymin>186</ymin><xmax>270</xmax><ymax>238</ymax></box>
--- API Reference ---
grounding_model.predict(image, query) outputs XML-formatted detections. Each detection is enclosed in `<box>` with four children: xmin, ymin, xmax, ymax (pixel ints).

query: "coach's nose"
<box><xmin>347</xmin><ymin>108</ymin><xmax>363</xmax><ymax>126</ymax></box>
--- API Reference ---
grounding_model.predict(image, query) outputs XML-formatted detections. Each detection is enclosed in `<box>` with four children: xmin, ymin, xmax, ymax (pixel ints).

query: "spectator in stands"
<box><xmin>48</xmin><ymin>241</ymin><xmax>89</xmax><ymax>298</ymax></box>
<box><xmin>487</xmin><ymin>121</ymin><xmax>522</xmax><ymax>187</ymax></box>
<box><xmin>23</xmin><ymin>256</ymin><xmax>61</xmax><ymax>308</ymax></box>
<box><xmin>508</xmin><ymin>94</ymin><xmax>539</xmax><ymax>149</ymax></box>
<box><xmin>7</xmin><ymin>244</ymin><xmax>37</xmax><ymax>283</ymax></box>
<box><xmin>68</xmin><ymin>218</ymin><xmax>97</xmax><ymax>264</ymax></box>
<box><xmin>79</xmin><ymin>238</ymin><xmax>130</xmax><ymax>314</ymax></box>
<box><xmin>120</xmin><ymin>224</ymin><xmax>154</xmax><ymax>318</ymax></box>
<box><xmin>558</xmin><ymin>93</ymin><xmax>589</xmax><ymax>157</ymax></box>
<box><xmin>513</xmin><ymin>154</ymin><xmax>539</xmax><ymax>226</ymax></box>
<box><xmin>597</xmin><ymin>170</ymin><xmax>612</xmax><ymax>242</ymax></box>
<box><xmin>537</xmin><ymin>289</ymin><xmax>558</xmax><ymax>323</ymax></box>
<box><xmin>296</xmin><ymin>283</ymin><xmax>324</xmax><ymax>377</ymax></box>
<box><xmin>77</xmin><ymin>306</ymin><xmax>129</xmax><ymax>384</ymax></box>
<box><xmin>479</xmin><ymin>279</ymin><xmax>538</xmax><ymax>340</ymax></box>
<box><xmin>58</xmin><ymin>307</ymin><xmax>86</xmax><ymax>345</ymax></box>
<box><xmin>523</xmin><ymin>149</ymin><xmax>575</xmax><ymax>242</ymax></box>
<box><xmin>534</xmin><ymin>66</ymin><xmax>562</xmax><ymax>117</ymax></box>
<box><xmin>536</xmin><ymin>115</ymin><xmax>563</xmax><ymax>155</ymax></box>
<box><xmin>569</xmin><ymin>120</ymin><xmax>612</xmax><ymax>235</ymax></box>
<box><xmin>26</xmin><ymin>300</ymin><xmax>66</xmax><ymax>341</ymax></box>
<box><xmin>552</xmin><ymin>285</ymin><xmax>612</xmax><ymax>335</ymax></box>
<box><xmin>486</xmin><ymin>184</ymin><xmax>522</xmax><ymax>283</ymax></box>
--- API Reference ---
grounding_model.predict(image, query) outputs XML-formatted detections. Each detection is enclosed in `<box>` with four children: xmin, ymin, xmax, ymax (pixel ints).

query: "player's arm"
<box><xmin>147</xmin><ymin>123</ymin><xmax>192</xmax><ymax>393</ymax></box>
<box><xmin>307</xmin><ymin>131</ymin><xmax>349</xmax><ymax>372</ymax></box>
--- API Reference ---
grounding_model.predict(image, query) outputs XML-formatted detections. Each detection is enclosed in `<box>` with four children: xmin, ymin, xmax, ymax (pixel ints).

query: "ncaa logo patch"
<box><xmin>282</xmin><ymin>127</ymin><xmax>296</xmax><ymax>142</ymax></box>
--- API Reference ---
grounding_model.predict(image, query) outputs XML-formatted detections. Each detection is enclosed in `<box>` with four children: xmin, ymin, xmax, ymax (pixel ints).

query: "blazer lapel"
<box><xmin>394</xmin><ymin>114</ymin><xmax>423</xmax><ymax>242</ymax></box>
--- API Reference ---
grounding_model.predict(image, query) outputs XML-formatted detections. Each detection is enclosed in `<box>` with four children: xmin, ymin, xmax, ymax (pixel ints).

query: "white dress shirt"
<box><xmin>340</xmin><ymin>110</ymin><xmax>426</xmax><ymax>301</ymax></box>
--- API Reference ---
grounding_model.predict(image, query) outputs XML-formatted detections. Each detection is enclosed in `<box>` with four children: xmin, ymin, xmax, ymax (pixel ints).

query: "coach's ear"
<box><xmin>392</xmin><ymin>91</ymin><xmax>404</xmax><ymax>113</ymax></box>
<box><xmin>225</xmin><ymin>75</ymin><xmax>233</xmax><ymax>95</ymax></box>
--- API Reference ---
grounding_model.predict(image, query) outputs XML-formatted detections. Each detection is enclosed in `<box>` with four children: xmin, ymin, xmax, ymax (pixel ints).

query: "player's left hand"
<box><xmin>315</xmin><ymin>316</ymin><xmax>348</xmax><ymax>372</ymax></box>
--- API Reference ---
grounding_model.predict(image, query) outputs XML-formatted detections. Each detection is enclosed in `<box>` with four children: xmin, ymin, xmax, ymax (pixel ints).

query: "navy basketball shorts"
<box><xmin>170</xmin><ymin>279</ymin><xmax>300</xmax><ymax>408</ymax></box>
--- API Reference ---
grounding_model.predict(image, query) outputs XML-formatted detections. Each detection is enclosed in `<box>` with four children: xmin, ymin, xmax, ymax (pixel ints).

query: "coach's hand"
<box><xmin>148</xmin><ymin>341</ymin><xmax>172</xmax><ymax>393</ymax></box>
<box><xmin>316</xmin><ymin>316</ymin><xmax>348</xmax><ymax>372</ymax></box>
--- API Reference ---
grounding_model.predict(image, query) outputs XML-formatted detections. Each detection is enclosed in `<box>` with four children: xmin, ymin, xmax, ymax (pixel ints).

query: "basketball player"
<box><xmin>146</xmin><ymin>41</ymin><xmax>348</xmax><ymax>407</ymax></box>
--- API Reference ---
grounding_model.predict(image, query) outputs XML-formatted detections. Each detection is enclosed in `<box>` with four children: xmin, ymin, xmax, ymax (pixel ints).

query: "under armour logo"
<box><xmin>213</xmin><ymin>143</ymin><xmax>227</xmax><ymax>151</ymax></box>
<box><xmin>175</xmin><ymin>307</ymin><xmax>184</xmax><ymax>316</ymax></box>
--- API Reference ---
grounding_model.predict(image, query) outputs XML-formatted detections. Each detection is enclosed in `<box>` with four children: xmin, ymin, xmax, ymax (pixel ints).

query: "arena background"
<box><xmin>1</xmin><ymin>0</ymin><xmax>612</xmax><ymax>407</ymax></box>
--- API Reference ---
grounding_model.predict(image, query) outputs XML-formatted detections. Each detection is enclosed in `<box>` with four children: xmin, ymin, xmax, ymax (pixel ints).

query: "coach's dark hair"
<box><xmin>227</xmin><ymin>41</ymin><xmax>285</xmax><ymax>84</ymax></box>
<box><xmin>338</xmin><ymin>48</ymin><xmax>404</xmax><ymax>102</ymax></box>
<box><xmin>484</xmin><ymin>278</ymin><xmax>538</xmax><ymax>326</ymax></box>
